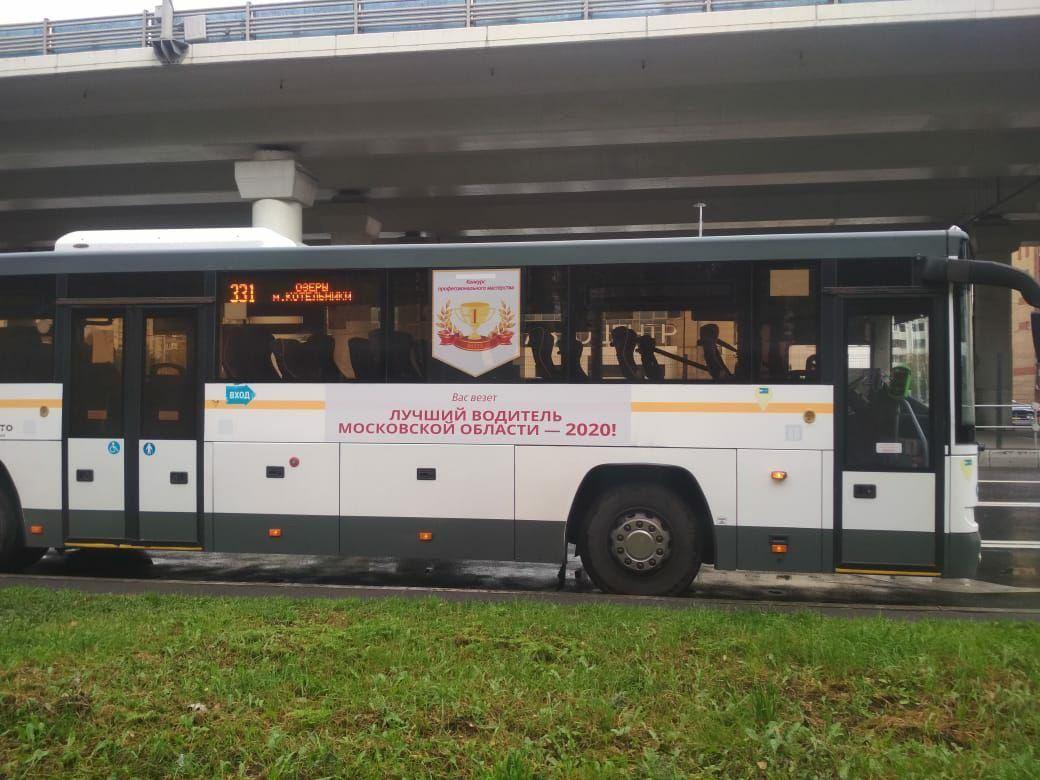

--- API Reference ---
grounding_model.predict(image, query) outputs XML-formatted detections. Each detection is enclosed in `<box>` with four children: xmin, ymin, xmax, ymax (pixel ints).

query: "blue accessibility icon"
<box><xmin>225</xmin><ymin>384</ymin><xmax>256</xmax><ymax>406</ymax></box>
<box><xmin>143</xmin><ymin>442</ymin><xmax>156</xmax><ymax>457</ymax></box>
<box><xmin>107</xmin><ymin>440</ymin><xmax>121</xmax><ymax>455</ymax></box>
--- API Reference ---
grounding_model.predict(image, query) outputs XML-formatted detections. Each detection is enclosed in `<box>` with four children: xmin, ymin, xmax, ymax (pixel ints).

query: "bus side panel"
<box><xmin>514</xmin><ymin>446</ymin><xmax>737</xmax><ymax>564</ymax></box>
<box><xmin>339</xmin><ymin>443</ymin><xmax>515</xmax><ymax>561</ymax></box>
<box><xmin>0</xmin><ymin>384</ymin><xmax>63</xmax><ymax>548</ymax></box>
<box><xmin>735</xmin><ymin>448</ymin><xmax>824</xmax><ymax>572</ymax></box>
<box><xmin>630</xmin><ymin>385</ymin><xmax>834</xmax><ymax>449</ymax></box>
<box><xmin>0</xmin><ymin>441</ymin><xmax>62</xmax><ymax>548</ymax></box>
<box><xmin>211</xmin><ymin>441</ymin><xmax>339</xmax><ymax>555</ymax></box>
<box><xmin>945</xmin><ymin>452</ymin><xmax>981</xmax><ymax>578</ymax></box>
<box><xmin>203</xmin><ymin>441</ymin><xmax>214</xmax><ymax>551</ymax></box>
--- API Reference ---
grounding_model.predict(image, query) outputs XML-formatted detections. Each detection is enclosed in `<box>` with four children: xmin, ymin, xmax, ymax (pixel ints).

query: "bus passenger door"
<box><xmin>136</xmin><ymin>309</ymin><xmax>200</xmax><ymax>545</ymax></box>
<box><xmin>837</xmin><ymin>297</ymin><xmax>942</xmax><ymax>574</ymax></box>
<box><xmin>66</xmin><ymin>307</ymin><xmax>201</xmax><ymax>546</ymax></box>
<box><xmin>67</xmin><ymin>311</ymin><xmax>127</xmax><ymax>541</ymax></box>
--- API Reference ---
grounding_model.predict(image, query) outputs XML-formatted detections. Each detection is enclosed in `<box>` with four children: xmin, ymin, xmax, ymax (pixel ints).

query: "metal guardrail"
<box><xmin>0</xmin><ymin>0</ymin><xmax>880</xmax><ymax>59</ymax></box>
<box><xmin>975</xmin><ymin>403</ymin><xmax>1040</xmax><ymax>467</ymax></box>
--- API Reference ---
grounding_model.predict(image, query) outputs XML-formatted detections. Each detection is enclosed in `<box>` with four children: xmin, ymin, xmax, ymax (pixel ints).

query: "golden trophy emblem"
<box><xmin>437</xmin><ymin>298</ymin><xmax>516</xmax><ymax>353</ymax></box>
<box><xmin>454</xmin><ymin>301</ymin><xmax>495</xmax><ymax>341</ymax></box>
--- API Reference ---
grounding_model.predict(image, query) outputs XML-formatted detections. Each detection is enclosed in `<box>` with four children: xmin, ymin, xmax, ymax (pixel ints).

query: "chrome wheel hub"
<box><xmin>610</xmin><ymin>510</ymin><xmax>671</xmax><ymax>574</ymax></box>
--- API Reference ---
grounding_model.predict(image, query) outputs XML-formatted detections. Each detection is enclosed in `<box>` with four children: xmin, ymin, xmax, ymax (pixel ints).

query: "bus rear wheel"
<box><xmin>578</xmin><ymin>482</ymin><xmax>701</xmax><ymax>597</ymax></box>
<box><xmin>0</xmin><ymin>490</ymin><xmax>45</xmax><ymax>573</ymax></box>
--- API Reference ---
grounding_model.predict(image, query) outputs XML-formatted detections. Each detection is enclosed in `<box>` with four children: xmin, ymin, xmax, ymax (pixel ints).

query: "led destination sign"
<box><xmin>226</xmin><ymin>280</ymin><xmax>354</xmax><ymax>305</ymax></box>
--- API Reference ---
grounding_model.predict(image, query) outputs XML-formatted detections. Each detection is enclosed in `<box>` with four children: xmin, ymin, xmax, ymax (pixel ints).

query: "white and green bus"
<box><xmin>0</xmin><ymin>227</ymin><xmax>1033</xmax><ymax>596</ymax></box>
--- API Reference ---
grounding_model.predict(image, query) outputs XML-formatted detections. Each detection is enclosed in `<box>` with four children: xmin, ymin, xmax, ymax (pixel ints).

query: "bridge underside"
<box><xmin>0</xmin><ymin>6</ymin><xmax>1038</xmax><ymax>248</ymax></box>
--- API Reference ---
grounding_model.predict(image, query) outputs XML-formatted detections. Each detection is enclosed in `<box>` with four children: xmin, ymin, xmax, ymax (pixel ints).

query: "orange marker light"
<box><xmin>771</xmin><ymin>542</ymin><xmax>789</xmax><ymax>554</ymax></box>
<box><xmin>418</xmin><ymin>531</ymin><xmax>434</xmax><ymax>542</ymax></box>
<box><xmin>268</xmin><ymin>528</ymin><xmax>282</xmax><ymax>538</ymax></box>
<box><xmin>29</xmin><ymin>525</ymin><xmax>44</xmax><ymax>536</ymax></box>
<box><xmin>770</xmin><ymin>471</ymin><xmax>788</xmax><ymax>481</ymax></box>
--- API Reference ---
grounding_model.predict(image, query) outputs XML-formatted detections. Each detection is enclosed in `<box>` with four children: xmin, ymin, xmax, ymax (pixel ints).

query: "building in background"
<box><xmin>1012</xmin><ymin>244</ymin><xmax>1040</xmax><ymax>404</ymax></box>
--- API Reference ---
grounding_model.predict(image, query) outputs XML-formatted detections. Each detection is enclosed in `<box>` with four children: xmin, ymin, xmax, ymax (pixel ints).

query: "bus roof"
<box><xmin>0</xmin><ymin>228</ymin><xmax>968</xmax><ymax>277</ymax></box>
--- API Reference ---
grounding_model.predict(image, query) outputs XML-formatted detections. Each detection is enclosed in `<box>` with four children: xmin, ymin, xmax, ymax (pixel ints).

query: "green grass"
<box><xmin>0</xmin><ymin>588</ymin><xmax>1038</xmax><ymax>778</ymax></box>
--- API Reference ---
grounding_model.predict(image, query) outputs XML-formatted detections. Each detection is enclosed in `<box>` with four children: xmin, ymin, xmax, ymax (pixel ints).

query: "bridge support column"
<box><xmin>970</xmin><ymin>224</ymin><xmax>1027</xmax><ymax>438</ymax></box>
<box><xmin>331</xmin><ymin>215</ymin><xmax>383</xmax><ymax>245</ymax></box>
<box><xmin>234</xmin><ymin>150</ymin><xmax>317</xmax><ymax>244</ymax></box>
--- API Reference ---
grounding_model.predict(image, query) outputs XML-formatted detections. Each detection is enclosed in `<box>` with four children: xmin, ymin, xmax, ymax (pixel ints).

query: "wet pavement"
<box><xmin>6</xmin><ymin>542</ymin><xmax>1038</xmax><ymax>617</ymax></box>
<box><xmin>976</xmin><ymin>466</ymin><xmax>1040</xmax><ymax>590</ymax></box>
<box><xmin>2</xmin><ymin>464</ymin><xmax>1037</xmax><ymax>618</ymax></box>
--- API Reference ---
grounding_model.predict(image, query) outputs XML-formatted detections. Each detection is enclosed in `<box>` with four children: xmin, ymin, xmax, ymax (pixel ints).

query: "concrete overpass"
<box><xmin>0</xmin><ymin>0</ymin><xmax>1038</xmax><ymax>250</ymax></box>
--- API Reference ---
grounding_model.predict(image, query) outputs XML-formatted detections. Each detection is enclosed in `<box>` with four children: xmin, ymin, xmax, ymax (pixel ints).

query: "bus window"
<box><xmin>219</xmin><ymin>271</ymin><xmax>383</xmax><ymax>381</ymax></box>
<box><xmin>387</xmin><ymin>269</ymin><xmax>429</xmax><ymax>381</ymax></box>
<box><xmin>754</xmin><ymin>265</ymin><xmax>818</xmax><ymax>383</ymax></box>
<box><xmin>389</xmin><ymin>267</ymin><xmax>568</xmax><ymax>383</ymax></box>
<box><xmin>571</xmin><ymin>262</ymin><xmax>750</xmax><ymax>382</ymax></box>
<box><xmin>142</xmin><ymin>313</ymin><xmax>196</xmax><ymax>440</ymax></box>
<box><xmin>954</xmin><ymin>284</ymin><xmax>976</xmax><ymax>443</ymax></box>
<box><xmin>0</xmin><ymin>317</ymin><xmax>54</xmax><ymax>382</ymax></box>
<box><xmin>68</xmin><ymin>272</ymin><xmax>205</xmax><ymax>299</ymax></box>
<box><xmin>70</xmin><ymin>315</ymin><xmax>125</xmax><ymax>438</ymax></box>
<box><xmin>0</xmin><ymin>275</ymin><xmax>56</xmax><ymax>382</ymax></box>
<box><xmin>522</xmin><ymin>267</ymin><xmax>567</xmax><ymax>382</ymax></box>
<box><xmin>845</xmin><ymin>309</ymin><xmax>932</xmax><ymax>470</ymax></box>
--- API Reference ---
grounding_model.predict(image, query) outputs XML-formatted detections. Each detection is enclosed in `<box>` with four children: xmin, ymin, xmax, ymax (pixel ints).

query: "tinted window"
<box><xmin>0</xmin><ymin>275</ymin><xmax>56</xmax><ymax>382</ymax></box>
<box><xmin>837</xmin><ymin>259</ymin><xmax>914</xmax><ymax>287</ymax></box>
<box><xmin>571</xmin><ymin>262</ymin><xmax>750</xmax><ymax>382</ymax></box>
<box><xmin>219</xmin><ymin>271</ymin><xmax>383</xmax><ymax>381</ymax></box>
<box><xmin>68</xmin><ymin>272</ymin><xmax>205</xmax><ymax>298</ymax></box>
<box><xmin>70</xmin><ymin>314</ymin><xmax>124</xmax><ymax>438</ymax></box>
<box><xmin>520</xmin><ymin>267</ymin><xmax>568</xmax><ymax>382</ymax></box>
<box><xmin>388</xmin><ymin>267</ymin><xmax>569</xmax><ymax>383</ymax></box>
<box><xmin>142</xmin><ymin>312</ymin><xmax>196</xmax><ymax>439</ymax></box>
<box><xmin>754</xmin><ymin>265</ymin><xmax>818</xmax><ymax>383</ymax></box>
<box><xmin>845</xmin><ymin>306</ymin><xmax>932</xmax><ymax>470</ymax></box>
<box><xmin>954</xmin><ymin>285</ymin><xmax>976</xmax><ymax>443</ymax></box>
<box><xmin>387</xmin><ymin>269</ymin><xmax>428</xmax><ymax>381</ymax></box>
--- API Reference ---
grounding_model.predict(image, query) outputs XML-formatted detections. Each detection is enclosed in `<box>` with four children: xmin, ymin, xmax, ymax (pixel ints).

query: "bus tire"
<box><xmin>578</xmin><ymin>481</ymin><xmax>701</xmax><ymax>597</ymax></box>
<box><xmin>0</xmin><ymin>489</ymin><xmax>45</xmax><ymax>573</ymax></box>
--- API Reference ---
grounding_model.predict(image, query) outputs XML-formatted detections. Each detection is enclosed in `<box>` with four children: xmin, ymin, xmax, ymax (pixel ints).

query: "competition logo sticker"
<box><xmin>432</xmin><ymin>269</ymin><xmax>521</xmax><ymax>377</ymax></box>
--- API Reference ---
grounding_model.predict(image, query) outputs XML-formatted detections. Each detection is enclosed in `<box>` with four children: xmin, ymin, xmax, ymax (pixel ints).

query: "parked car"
<box><xmin>1010</xmin><ymin>403</ymin><xmax>1037</xmax><ymax>426</ymax></box>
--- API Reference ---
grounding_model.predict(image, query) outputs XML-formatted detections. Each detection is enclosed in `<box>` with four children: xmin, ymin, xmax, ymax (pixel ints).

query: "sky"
<box><xmin>0</xmin><ymin>1</ymin><xmax>285</xmax><ymax>25</ymax></box>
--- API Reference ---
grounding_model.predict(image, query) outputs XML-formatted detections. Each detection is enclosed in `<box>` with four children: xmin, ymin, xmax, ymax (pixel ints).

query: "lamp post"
<box><xmin>693</xmin><ymin>202</ymin><xmax>706</xmax><ymax>237</ymax></box>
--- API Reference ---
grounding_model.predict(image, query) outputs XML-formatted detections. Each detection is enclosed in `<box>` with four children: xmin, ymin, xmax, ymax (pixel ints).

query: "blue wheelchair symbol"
<box><xmin>143</xmin><ymin>442</ymin><xmax>156</xmax><ymax>457</ymax></box>
<box><xmin>107</xmin><ymin>441</ymin><xmax>121</xmax><ymax>455</ymax></box>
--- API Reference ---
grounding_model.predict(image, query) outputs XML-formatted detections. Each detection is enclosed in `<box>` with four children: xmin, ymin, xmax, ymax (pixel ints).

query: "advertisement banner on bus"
<box><xmin>431</xmin><ymin>268</ymin><xmax>521</xmax><ymax>378</ymax></box>
<box><xmin>326</xmin><ymin>385</ymin><xmax>631</xmax><ymax>445</ymax></box>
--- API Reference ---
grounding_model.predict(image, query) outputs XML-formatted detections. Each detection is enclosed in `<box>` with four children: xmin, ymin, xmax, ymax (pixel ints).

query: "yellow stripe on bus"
<box><xmin>0</xmin><ymin>399</ymin><xmax>62</xmax><ymax>409</ymax></box>
<box><xmin>631</xmin><ymin>401</ymin><xmax>833</xmax><ymax>414</ymax></box>
<box><xmin>205</xmin><ymin>400</ymin><xmax>326</xmax><ymax>411</ymax></box>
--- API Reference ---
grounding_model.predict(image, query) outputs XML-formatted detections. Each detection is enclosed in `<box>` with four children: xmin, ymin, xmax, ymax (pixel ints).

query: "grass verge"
<box><xmin>0</xmin><ymin>587</ymin><xmax>1038</xmax><ymax>778</ymax></box>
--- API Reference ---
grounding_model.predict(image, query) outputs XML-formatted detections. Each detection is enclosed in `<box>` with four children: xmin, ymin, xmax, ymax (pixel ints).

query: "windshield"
<box><xmin>954</xmin><ymin>284</ymin><xmax>976</xmax><ymax>443</ymax></box>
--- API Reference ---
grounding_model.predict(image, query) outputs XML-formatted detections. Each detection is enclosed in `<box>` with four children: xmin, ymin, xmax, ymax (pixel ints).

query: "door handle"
<box><xmin>417</xmin><ymin>468</ymin><xmax>437</xmax><ymax>481</ymax></box>
<box><xmin>853</xmin><ymin>484</ymin><xmax>877</xmax><ymax>499</ymax></box>
<box><xmin>170</xmin><ymin>471</ymin><xmax>189</xmax><ymax>485</ymax></box>
<box><xmin>266</xmin><ymin>466</ymin><xmax>285</xmax><ymax>479</ymax></box>
<box><xmin>75</xmin><ymin>469</ymin><xmax>94</xmax><ymax>483</ymax></box>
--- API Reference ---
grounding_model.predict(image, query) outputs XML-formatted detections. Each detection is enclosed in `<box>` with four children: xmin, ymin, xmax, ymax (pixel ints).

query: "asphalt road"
<box><xmin>977</xmin><ymin>466</ymin><xmax>1040</xmax><ymax>589</ymax></box>
<box><xmin>1</xmin><ymin>464</ymin><xmax>1036</xmax><ymax>620</ymax></box>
